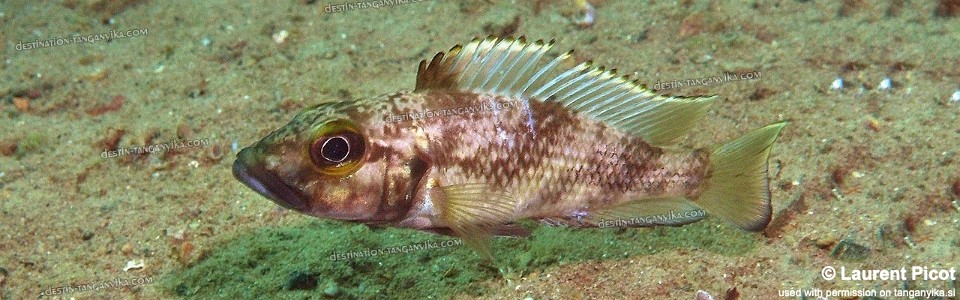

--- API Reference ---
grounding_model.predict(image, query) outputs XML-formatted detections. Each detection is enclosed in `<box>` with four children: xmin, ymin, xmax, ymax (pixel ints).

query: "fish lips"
<box><xmin>232</xmin><ymin>151</ymin><xmax>308</xmax><ymax>211</ymax></box>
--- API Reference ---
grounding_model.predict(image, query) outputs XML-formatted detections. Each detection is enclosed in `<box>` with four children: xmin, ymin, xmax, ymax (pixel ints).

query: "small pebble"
<box><xmin>12</xmin><ymin>97</ymin><xmax>29</xmax><ymax>111</ymax></box>
<box><xmin>695</xmin><ymin>290</ymin><xmax>715</xmax><ymax>300</ymax></box>
<box><xmin>206</xmin><ymin>144</ymin><xmax>225</xmax><ymax>162</ymax></box>
<box><xmin>950</xmin><ymin>89</ymin><xmax>960</xmax><ymax>102</ymax></box>
<box><xmin>323</xmin><ymin>282</ymin><xmax>340</xmax><ymax>296</ymax></box>
<box><xmin>573</xmin><ymin>0</ymin><xmax>596</xmax><ymax>28</ymax></box>
<box><xmin>123</xmin><ymin>260</ymin><xmax>144</xmax><ymax>271</ymax></box>
<box><xmin>273</xmin><ymin>30</ymin><xmax>289</xmax><ymax>44</ymax></box>
<box><xmin>830</xmin><ymin>77</ymin><xmax>844</xmax><ymax>90</ymax></box>
<box><xmin>0</xmin><ymin>139</ymin><xmax>16</xmax><ymax>156</ymax></box>
<box><xmin>83</xmin><ymin>68</ymin><xmax>109</xmax><ymax>81</ymax></box>
<box><xmin>878</xmin><ymin>77</ymin><xmax>892</xmax><ymax>91</ymax></box>
<box><xmin>285</xmin><ymin>272</ymin><xmax>318</xmax><ymax>291</ymax></box>
<box><xmin>176</xmin><ymin>123</ymin><xmax>193</xmax><ymax>140</ymax></box>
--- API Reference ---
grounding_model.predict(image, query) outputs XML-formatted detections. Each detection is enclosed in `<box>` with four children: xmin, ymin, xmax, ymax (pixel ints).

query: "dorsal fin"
<box><xmin>415</xmin><ymin>36</ymin><xmax>716</xmax><ymax>146</ymax></box>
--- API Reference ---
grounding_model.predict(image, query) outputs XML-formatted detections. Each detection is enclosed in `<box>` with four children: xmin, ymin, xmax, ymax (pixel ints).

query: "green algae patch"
<box><xmin>160</xmin><ymin>220</ymin><xmax>496</xmax><ymax>299</ymax></box>
<box><xmin>160</xmin><ymin>219</ymin><xmax>757</xmax><ymax>298</ymax></box>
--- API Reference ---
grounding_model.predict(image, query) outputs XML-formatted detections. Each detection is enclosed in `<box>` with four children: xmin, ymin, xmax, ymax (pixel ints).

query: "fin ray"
<box><xmin>695</xmin><ymin>122</ymin><xmax>787</xmax><ymax>231</ymax></box>
<box><xmin>414</xmin><ymin>36</ymin><xmax>716</xmax><ymax>145</ymax></box>
<box><xmin>433</xmin><ymin>183</ymin><xmax>518</xmax><ymax>259</ymax></box>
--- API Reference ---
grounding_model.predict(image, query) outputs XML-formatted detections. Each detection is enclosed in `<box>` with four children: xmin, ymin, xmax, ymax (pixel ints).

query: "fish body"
<box><xmin>233</xmin><ymin>37</ymin><xmax>786</xmax><ymax>256</ymax></box>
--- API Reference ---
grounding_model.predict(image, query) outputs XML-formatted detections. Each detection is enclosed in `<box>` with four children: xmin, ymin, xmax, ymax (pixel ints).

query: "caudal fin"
<box><xmin>696</xmin><ymin>122</ymin><xmax>787</xmax><ymax>231</ymax></box>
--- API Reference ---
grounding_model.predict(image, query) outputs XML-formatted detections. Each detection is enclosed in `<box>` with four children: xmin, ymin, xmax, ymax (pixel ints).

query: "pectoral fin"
<box><xmin>432</xmin><ymin>183</ymin><xmax>518</xmax><ymax>259</ymax></box>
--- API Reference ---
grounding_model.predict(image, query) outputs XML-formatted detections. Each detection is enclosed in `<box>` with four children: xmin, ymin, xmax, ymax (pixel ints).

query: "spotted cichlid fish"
<box><xmin>233</xmin><ymin>36</ymin><xmax>786</xmax><ymax>257</ymax></box>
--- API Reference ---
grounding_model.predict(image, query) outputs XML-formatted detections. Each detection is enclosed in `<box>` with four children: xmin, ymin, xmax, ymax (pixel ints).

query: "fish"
<box><xmin>232</xmin><ymin>36</ymin><xmax>786</xmax><ymax>257</ymax></box>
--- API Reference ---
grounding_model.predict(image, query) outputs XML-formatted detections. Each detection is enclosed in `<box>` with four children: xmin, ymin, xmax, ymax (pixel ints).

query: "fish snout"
<box><xmin>233</xmin><ymin>148</ymin><xmax>309</xmax><ymax>211</ymax></box>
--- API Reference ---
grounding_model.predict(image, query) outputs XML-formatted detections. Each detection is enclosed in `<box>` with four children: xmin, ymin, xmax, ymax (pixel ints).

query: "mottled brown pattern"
<box><xmin>399</xmin><ymin>90</ymin><xmax>712</xmax><ymax>223</ymax></box>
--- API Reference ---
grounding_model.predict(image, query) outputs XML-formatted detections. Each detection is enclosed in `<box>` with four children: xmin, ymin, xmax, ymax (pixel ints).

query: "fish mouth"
<box><xmin>232</xmin><ymin>150</ymin><xmax>308</xmax><ymax>211</ymax></box>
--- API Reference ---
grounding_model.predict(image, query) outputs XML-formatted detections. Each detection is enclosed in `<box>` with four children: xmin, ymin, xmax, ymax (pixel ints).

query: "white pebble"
<box><xmin>879</xmin><ymin>77</ymin><xmax>892</xmax><ymax>91</ymax></box>
<box><xmin>695</xmin><ymin>290</ymin><xmax>715</xmax><ymax>300</ymax></box>
<box><xmin>574</xmin><ymin>1</ymin><xmax>596</xmax><ymax>27</ymax></box>
<box><xmin>830</xmin><ymin>77</ymin><xmax>844</xmax><ymax>90</ymax></box>
<box><xmin>951</xmin><ymin>89</ymin><xmax>960</xmax><ymax>102</ymax></box>
<box><xmin>272</xmin><ymin>30</ymin><xmax>289</xmax><ymax>44</ymax></box>
<box><xmin>123</xmin><ymin>260</ymin><xmax>145</xmax><ymax>271</ymax></box>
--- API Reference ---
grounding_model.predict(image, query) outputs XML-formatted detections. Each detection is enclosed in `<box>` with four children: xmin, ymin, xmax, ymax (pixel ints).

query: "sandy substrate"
<box><xmin>2</xmin><ymin>0</ymin><xmax>958</xmax><ymax>299</ymax></box>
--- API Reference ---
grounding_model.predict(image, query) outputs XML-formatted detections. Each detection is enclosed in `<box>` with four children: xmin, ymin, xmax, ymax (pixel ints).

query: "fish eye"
<box><xmin>309</xmin><ymin>130</ymin><xmax>366</xmax><ymax>174</ymax></box>
<box><xmin>320</xmin><ymin>136</ymin><xmax>350</xmax><ymax>163</ymax></box>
